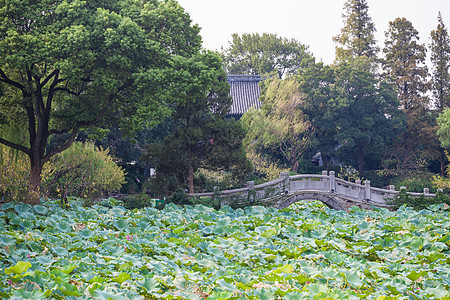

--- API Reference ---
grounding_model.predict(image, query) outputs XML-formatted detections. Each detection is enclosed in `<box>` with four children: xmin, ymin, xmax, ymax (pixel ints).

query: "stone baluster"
<box><xmin>364</xmin><ymin>180</ymin><xmax>371</xmax><ymax>202</ymax></box>
<box><xmin>247</xmin><ymin>181</ymin><xmax>255</xmax><ymax>202</ymax></box>
<box><xmin>329</xmin><ymin>171</ymin><xmax>336</xmax><ymax>193</ymax></box>
<box><xmin>424</xmin><ymin>188</ymin><xmax>429</xmax><ymax>195</ymax></box>
<box><xmin>280</xmin><ymin>172</ymin><xmax>290</xmax><ymax>194</ymax></box>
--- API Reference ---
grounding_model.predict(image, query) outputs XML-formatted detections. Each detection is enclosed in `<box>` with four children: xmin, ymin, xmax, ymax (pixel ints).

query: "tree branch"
<box><xmin>0</xmin><ymin>137</ymin><xmax>30</xmax><ymax>156</ymax></box>
<box><xmin>53</xmin><ymin>87</ymin><xmax>83</xmax><ymax>96</ymax></box>
<box><xmin>0</xmin><ymin>68</ymin><xmax>26</xmax><ymax>91</ymax></box>
<box><xmin>41</xmin><ymin>69</ymin><xmax>60</xmax><ymax>88</ymax></box>
<box><xmin>42</xmin><ymin>126</ymin><xmax>79</xmax><ymax>163</ymax></box>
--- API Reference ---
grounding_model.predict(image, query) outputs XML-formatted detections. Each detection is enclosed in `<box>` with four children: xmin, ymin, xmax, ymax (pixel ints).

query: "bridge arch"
<box><xmin>276</xmin><ymin>192</ymin><xmax>347</xmax><ymax>211</ymax></box>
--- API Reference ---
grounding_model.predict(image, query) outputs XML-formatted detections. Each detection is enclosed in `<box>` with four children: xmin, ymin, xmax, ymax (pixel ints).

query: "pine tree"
<box><xmin>430</xmin><ymin>12</ymin><xmax>450</xmax><ymax>110</ymax></box>
<box><xmin>383</xmin><ymin>17</ymin><xmax>434</xmax><ymax>171</ymax></box>
<box><xmin>333</xmin><ymin>0</ymin><xmax>379</xmax><ymax>62</ymax></box>
<box><xmin>383</xmin><ymin>17</ymin><xmax>429</xmax><ymax>110</ymax></box>
<box><xmin>430</xmin><ymin>12</ymin><xmax>450</xmax><ymax>175</ymax></box>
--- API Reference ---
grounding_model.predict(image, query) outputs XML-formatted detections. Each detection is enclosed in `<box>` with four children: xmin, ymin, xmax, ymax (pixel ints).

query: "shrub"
<box><xmin>390</xmin><ymin>189</ymin><xmax>450</xmax><ymax>210</ymax></box>
<box><xmin>0</xmin><ymin>146</ymin><xmax>30</xmax><ymax>202</ymax></box>
<box><xmin>246</xmin><ymin>150</ymin><xmax>289</xmax><ymax>182</ymax></box>
<box><xmin>390</xmin><ymin>171</ymin><xmax>436</xmax><ymax>193</ymax></box>
<box><xmin>42</xmin><ymin>142</ymin><xmax>125</xmax><ymax>205</ymax></box>
<box><xmin>167</xmin><ymin>188</ymin><xmax>189</xmax><ymax>205</ymax></box>
<box><xmin>120</xmin><ymin>193</ymin><xmax>158</xmax><ymax>210</ymax></box>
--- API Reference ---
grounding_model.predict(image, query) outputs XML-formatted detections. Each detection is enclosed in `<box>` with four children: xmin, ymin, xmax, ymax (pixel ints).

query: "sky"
<box><xmin>176</xmin><ymin>0</ymin><xmax>450</xmax><ymax>65</ymax></box>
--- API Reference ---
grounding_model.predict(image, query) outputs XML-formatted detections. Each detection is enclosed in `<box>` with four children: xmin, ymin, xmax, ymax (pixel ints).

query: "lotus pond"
<box><xmin>1</xmin><ymin>198</ymin><xmax>450</xmax><ymax>299</ymax></box>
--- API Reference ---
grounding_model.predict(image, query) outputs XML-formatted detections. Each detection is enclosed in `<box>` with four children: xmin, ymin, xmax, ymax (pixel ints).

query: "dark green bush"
<box><xmin>389</xmin><ymin>189</ymin><xmax>450</xmax><ymax>210</ymax></box>
<box><xmin>190</xmin><ymin>196</ymin><xmax>221</xmax><ymax>210</ymax></box>
<box><xmin>167</xmin><ymin>188</ymin><xmax>190</xmax><ymax>206</ymax></box>
<box><xmin>390</xmin><ymin>171</ymin><xmax>436</xmax><ymax>193</ymax></box>
<box><xmin>120</xmin><ymin>193</ymin><xmax>155</xmax><ymax>210</ymax></box>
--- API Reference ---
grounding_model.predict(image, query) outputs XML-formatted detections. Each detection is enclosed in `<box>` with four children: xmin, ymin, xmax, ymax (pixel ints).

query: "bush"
<box><xmin>42</xmin><ymin>142</ymin><xmax>125</xmax><ymax>204</ymax></box>
<box><xmin>390</xmin><ymin>189</ymin><xmax>450</xmax><ymax>210</ymax></box>
<box><xmin>167</xmin><ymin>188</ymin><xmax>189</xmax><ymax>205</ymax></box>
<box><xmin>120</xmin><ymin>193</ymin><xmax>161</xmax><ymax>210</ymax></box>
<box><xmin>0</xmin><ymin>146</ymin><xmax>30</xmax><ymax>202</ymax></box>
<box><xmin>390</xmin><ymin>171</ymin><xmax>436</xmax><ymax>193</ymax></box>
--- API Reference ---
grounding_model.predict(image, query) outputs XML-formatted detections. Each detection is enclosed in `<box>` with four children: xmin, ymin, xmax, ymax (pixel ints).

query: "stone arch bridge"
<box><xmin>189</xmin><ymin>171</ymin><xmax>438</xmax><ymax>211</ymax></box>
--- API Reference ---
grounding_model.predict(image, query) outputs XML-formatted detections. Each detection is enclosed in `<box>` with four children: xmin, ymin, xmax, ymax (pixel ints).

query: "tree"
<box><xmin>241</xmin><ymin>78</ymin><xmax>313</xmax><ymax>173</ymax></box>
<box><xmin>144</xmin><ymin>52</ymin><xmax>251</xmax><ymax>194</ymax></box>
<box><xmin>437</xmin><ymin>108</ymin><xmax>450</xmax><ymax>149</ymax></box>
<box><xmin>383</xmin><ymin>17</ymin><xmax>434</xmax><ymax>171</ymax></box>
<box><xmin>0</xmin><ymin>0</ymin><xmax>202</xmax><ymax>203</ymax></box>
<box><xmin>296</xmin><ymin>58</ymin><xmax>338</xmax><ymax>170</ymax></box>
<box><xmin>383</xmin><ymin>17</ymin><xmax>429</xmax><ymax>111</ymax></box>
<box><xmin>430</xmin><ymin>12</ymin><xmax>450</xmax><ymax>111</ymax></box>
<box><xmin>333</xmin><ymin>0</ymin><xmax>379</xmax><ymax>63</ymax></box>
<box><xmin>221</xmin><ymin>33</ymin><xmax>312</xmax><ymax>78</ymax></box>
<box><xmin>430</xmin><ymin>12</ymin><xmax>450</xmax><ymax>175</ymax></box>
<box><xmin>332</xmin><ymin>60</ymin><xmax>404</xmax><ymax>173</ymax></box>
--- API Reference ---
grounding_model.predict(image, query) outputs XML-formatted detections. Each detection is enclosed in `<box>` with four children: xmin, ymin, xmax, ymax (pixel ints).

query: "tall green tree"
<box><xmin>430</xmin><ymin>12</ymin><xmax>450</xmax><ymax>175</ymax></box>
<box><xmin>221</xmin><ymin>33</ymin><xmax>312</xmax><ymax>78</ymax></box>
<box><xmin>430</xmin><ymin>12</ymin><xmax>450</xmax><ymax>111</ymax></box>
<box><xmin>144</xmin><ymin>53</ymin><xmax>251</xmax><ymax>194</ymax></box>
<box><xmin>332</xmin><ymin>60</ymin><xmax>404</xmax><ymax>173</ymax></box>
<box><xmin>383</xmin><ymin>17</ymin><xmax>429</xmax><ymax>111</ymax></box>
<box><xmin>0</xmin><ymin>0</ymin><xmax>202</xmax><ymax>203</ymax></box>
<box><xmin>296</xmin><ymin>59</ymin><xmax>338</xmax><ymax>170</ymax></box>
<box><xmin>241</xmin><ymin>78</ymin><xmax>313</xmax><ymax>173</ymax></box>
<box><xmin>333</xmin><ymin>0</ymin><xmax>379</xmax><ymax>63</ymax></box>
<box><xmin>383</xmin><ymin>17</ymin><xmax>433</xmax><ymax>170</ymax></box>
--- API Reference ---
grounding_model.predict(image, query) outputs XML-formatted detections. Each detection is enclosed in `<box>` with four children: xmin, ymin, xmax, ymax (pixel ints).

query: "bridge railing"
<box><xmin>188</xmin><ymin>171</ymin><xmax>439</xmax><ymax>207</ymax></box>
<box><xmin>188</xmin><ymin>172</ymin><xmax>290</xmax><ymax>204</ymax></box>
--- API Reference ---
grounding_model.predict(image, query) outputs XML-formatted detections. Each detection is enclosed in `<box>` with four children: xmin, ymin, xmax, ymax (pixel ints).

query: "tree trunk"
<box><xmin>441</xmin><ymin>150</ymin><xmax>446</xmax><ymax>177</ymax></box>
<box><xmin>291</xmin><ymin>160</ymin><xmax>299</xmax><ymax>173</ymax></box>
<box><xmin>28</xmin><ymin>162</ymin><xmax>43</xmax><ymax>205</ymax></box>
<box><xmin>322</xmin><ymin>153</ymin><xmax>329</xmax><ymax>171</ymax></box>
<box><xmin>358</xmin><ymin>145</ymin><xmax>365</xmax><ymax>174</ymax></box>
<box><xmin>187</xmin><ymin>144</ymin><xmax>195</xmax><ymax>194</ymax></box>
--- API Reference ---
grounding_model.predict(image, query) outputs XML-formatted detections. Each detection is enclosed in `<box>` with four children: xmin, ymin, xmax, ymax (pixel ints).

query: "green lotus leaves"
<box><xmin>5</xmin><ymin>261</ymin><xmax>32</xmax><ymax>275</ymax></box>
<box><xmin>0</xmin><ymin>198</ymin><xmax>450</xmax><ymax>298</ymax></box>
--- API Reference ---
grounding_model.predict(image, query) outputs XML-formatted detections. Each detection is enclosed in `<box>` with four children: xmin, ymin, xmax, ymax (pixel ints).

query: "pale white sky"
<box><xmin>176</xmin><ymin>0</ymin><xmax>450</xmax><ymax>64</ymax></box>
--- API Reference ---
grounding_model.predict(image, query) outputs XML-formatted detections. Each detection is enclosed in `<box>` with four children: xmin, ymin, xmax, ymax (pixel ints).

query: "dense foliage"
<box><xmin>42</xmin><ymin>142</ymin><xmax>125</xmax><ymax>205</ymax></box>
<box><xmin>333</xmin><ymin>0</ymin><xmax>379</xmax><ymax>62</ymax></box>
<box><xmin>241</xmin><ymin>78</ymin><xmax>312</xmax><ymax>173</ymax></box>
<box><xmin>1</xmin><ymin>200</ymin><xmax>450</xmax><ymax>299</ymax></box>
<box><xmin>143</xmin><ymin>52</ymin><xmax>251</xmax><ymax>195</ymax></box>
<box><xmin>221</xmin><ymin>33</ymin><xmax>312</xmax><ymax>78</ymax></box>
<box><xmin>0</xmin><ymin>0</ymin><xmax>204</xmax><ymax>202</ymax></box>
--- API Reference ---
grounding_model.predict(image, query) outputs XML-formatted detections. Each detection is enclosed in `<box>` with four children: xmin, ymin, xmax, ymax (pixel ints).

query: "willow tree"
<box><xmin>242</xmin><ymin>78</ymin><xmax>313</xmax><ymax>173</ymax></box>
<box><xmin>333</xmin><ymin>0</ymin><xmax>379</xmax><ymax>63</ymax></box>
<box><xmin>0</xmin><ymin>0</ymin><xmax>202</xmax><ymax>203</ymax></box>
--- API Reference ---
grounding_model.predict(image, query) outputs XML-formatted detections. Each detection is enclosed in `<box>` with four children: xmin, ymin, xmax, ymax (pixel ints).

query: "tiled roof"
<box><xmin>227</xmin><ymin>75</ymin><xmax>263</xmax><ymax>116</ymax></box>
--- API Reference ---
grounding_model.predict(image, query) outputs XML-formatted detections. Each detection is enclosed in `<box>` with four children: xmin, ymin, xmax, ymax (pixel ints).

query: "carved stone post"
<box><xmin>213</xmin><ymin>186</ymin><xmax>220</xmax><ymax>204</ymax></box>
<box><xmin>424</xmin><ymin>188</ymin><xmax>430</xmax><ymax>195</ymax></box>
<box><xmin>280</xmin><ymin>172</ymin><xmax>290</xmax><ymax>194</ymax></box>
<box><xmin>247</xmin><ymin>181</ymin><xmax>255</xmax><ymax>202</ymax></box>
<box><xmin>364</xmin><ymin>180</ymin><xmax>371</xmax><ymax>202</ymax></box>
<box><xmin>329</xmin><ymin>171</ymin><xmax>336</xmax><ymax>193</ymax></box>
